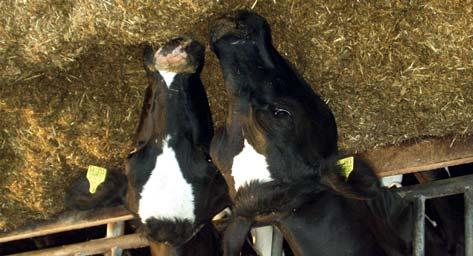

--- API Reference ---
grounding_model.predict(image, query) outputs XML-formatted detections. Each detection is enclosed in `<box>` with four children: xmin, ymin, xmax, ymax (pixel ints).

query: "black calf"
<box><xmin>277</xmin><ymin>158</ymin><xmax>450</xmax><ymax>256</ymax></box>
<box><xmin>209</xmin><ymin>11</ymin><xmax>451</xmax><ymax>256</ymax></box>
<box><xmin>210</xmin><ymin>10</ymin><xmax>339</xmax><ymax>187</ymax></box>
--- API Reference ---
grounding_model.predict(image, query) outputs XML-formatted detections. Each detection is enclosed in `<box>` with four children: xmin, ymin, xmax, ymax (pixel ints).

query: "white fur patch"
<box><xmin>138</xmin><ymin>136</ymin><xmax>196</xmax><ymax>223</ymax></box>
<box><xmin>231</xmin><ymin>140</ymin><xmax>273</xmax><ymax>190</ymax></box>
<box><xmin>159</xmin><ymin>70</ymin><xmax>176</xmax><ymax>87</ymax></box>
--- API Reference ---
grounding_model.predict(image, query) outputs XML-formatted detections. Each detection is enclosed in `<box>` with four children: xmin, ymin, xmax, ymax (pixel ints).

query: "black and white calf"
<box><xmin>209</xmin><ymin>11</ymin><xmax>451</xmax><ymax>256</ymax></box>
<box><xmin>208</xmin><ymin>10</ymin><xmax>350</xmax><ymax>256</ymax></box>
<box><xmin>125</xmin><ymin>37</ymin><xmax>231</xmax><ymax>255</ymax></box>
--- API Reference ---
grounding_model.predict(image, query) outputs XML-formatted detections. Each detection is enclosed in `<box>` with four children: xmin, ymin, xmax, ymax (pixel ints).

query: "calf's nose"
<box><xmin>209</xmin><ymin>15</ymin><xmax>238</xmax><ymax>44</ymax></box>
<box><xmin>209</xmin><ymin>11</ymin><xmax>267</xmax><ymax>46</ymax></box>
<box><xmin>150</xmin><ymin>37</ymin><xmax>204</xmax><ymax>74</ymax></box>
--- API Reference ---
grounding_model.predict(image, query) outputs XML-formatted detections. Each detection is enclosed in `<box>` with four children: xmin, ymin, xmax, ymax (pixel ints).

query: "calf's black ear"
<box><xmin>64</xmin><ymin>169</ymin><xmax>127</xmax><ymax>211</ymax></box>
<box><xmin>134</xmin><ymin>79</ymin><xmax>157</xmax><ymax>149</ymax></box>
<box><xmin>320</xmin><ymin>157</ymin><xmax>381</xmax><ymax>200</ymax></box>
<box><xmin>143</xmin><ymin>44</ymin><xmax>156</xmax><ymax>73</ymax></box>
<box><xmin>132</xmin><ymin>45</ymin><xmax>166</xmax><ymax>151</ymax></box>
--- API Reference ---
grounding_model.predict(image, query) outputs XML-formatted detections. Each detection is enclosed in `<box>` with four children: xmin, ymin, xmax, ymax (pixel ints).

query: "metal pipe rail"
<box><xmin>0</xmin><ymin>206</ymin><xmax>133</xmax><ymax>243</ymax></box>
<box><xmin>2</xmin><ymin>175</ymin><xmax>472</xmax><ymax>255</ymax></box>
<box><xmin>396</xmin><ymin>174</ymin><xmax>473</xmax><ymax>256</ymax></box>
<box><xmin>11</xmin><ymin>233</ymin><xmax>148</xmax><ymax>256</ymax></box>
<box><xmin>0</xmin><ymin>206</ymin><xmax>138</xmax><ymax>256</ymax></box>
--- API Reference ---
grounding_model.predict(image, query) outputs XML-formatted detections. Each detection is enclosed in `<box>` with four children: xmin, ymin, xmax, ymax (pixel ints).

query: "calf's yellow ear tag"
<box><xmin>86</xmin><ymin>165</ymin><xmax>107</xmax><ymax>194</ymax></box>
<box><xmin>337</xmin><ymin>156</ymin><xmax>354</xmax><ymax>179</ymax></box>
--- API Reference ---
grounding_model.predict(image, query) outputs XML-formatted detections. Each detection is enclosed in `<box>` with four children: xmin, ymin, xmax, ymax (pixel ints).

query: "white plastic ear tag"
<box><xmin>86</xmin><ymin>165</ymin><xmax>107</xmax><ymax>194</ymax></box>
<box><xmin>337</xmin><ymin>156</ymin><xmax>354</xmax><ymax>179</ymax></box>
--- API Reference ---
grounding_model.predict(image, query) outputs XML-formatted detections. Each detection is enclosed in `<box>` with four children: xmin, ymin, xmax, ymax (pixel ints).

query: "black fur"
<box><xmin>234</xmin><ymin>179</ymin><xmax>323</xmax><ymax>221</ymax></box>
<box><xmin>209</xmin><ymin>11</ymin><xmax>452</xmax><ymax>256</ymax></box>
<box><xmin>65</xmin><ymin>168</ymin><xmax>127</xmax><ymax>211</ymax></box>
<box><xmin>144</xmin><ymin>218</ymin><xmax>195</xmax><ymax>246</ymax></box>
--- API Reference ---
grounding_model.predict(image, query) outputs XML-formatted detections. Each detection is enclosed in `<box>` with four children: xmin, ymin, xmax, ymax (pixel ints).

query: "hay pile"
<box><xmin>1</xmin><ymin>0</ymin><xmax>472</xmax><ymax>231</ymax></box>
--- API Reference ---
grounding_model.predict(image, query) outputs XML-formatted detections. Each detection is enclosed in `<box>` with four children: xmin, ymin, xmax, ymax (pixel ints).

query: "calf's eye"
<box><xmin>273</xmin><ymin>107</ymin><xmax>291</xmax><ymax>117</ymax></box>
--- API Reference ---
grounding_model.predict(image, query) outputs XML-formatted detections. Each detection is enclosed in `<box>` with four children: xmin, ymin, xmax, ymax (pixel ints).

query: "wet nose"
<box><xmin>153</xmin><ymin>37</ymin><xmax>204</xmax><ymax>73</ymax></box>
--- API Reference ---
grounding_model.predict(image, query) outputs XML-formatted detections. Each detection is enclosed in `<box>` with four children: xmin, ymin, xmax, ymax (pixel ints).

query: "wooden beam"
<box><xmin>358</xmin><ymin>135</ymin><xmax>473</xmax><ymax>177</ymax></box>
<box><xmin>11</xmin><ymin>233</ymin><xmax>149</xmax><ymax>256</ymax></box>
<box><xmin>0</xmin><ymin>206</ymin><xmax>133</xmax><ymax>243</ymax></box>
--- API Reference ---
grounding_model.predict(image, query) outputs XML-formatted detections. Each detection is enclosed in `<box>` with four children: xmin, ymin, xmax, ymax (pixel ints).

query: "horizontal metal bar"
<box><xmin>11</xmin><ymin>233</ymin><xmax>148</xmax><ymax>256</ymax></box>
<box><xmin>413</xmin><ymin>196</ymin><xmax>425</xmax><ymax>256</ymax></box>
<box><xmin>0</xmin><ymin>206</ymin><xmax>133</xmax><ymax>243</ymax></box>
<box><xmin>396</xmin><ymin>174</ymin><xmax>473</xmax><ymax>200</ymax></box>
<box><xmin>466</xmin><ymin>188</ymin><xmax>473</xmax><ymax>256</ymax></box>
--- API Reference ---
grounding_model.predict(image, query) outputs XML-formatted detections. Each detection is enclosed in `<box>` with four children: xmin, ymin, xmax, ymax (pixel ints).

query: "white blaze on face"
<box><xmin>138</xmin><ymin>136</ymin><xmax>196</xmax><ymax>223</ymax></box>
<box><xmin>231</xmin><ymin>139</ymin><xmax>273</xmax><ymax>190</ymax></box>
<box><xmin>159</xmin><ymin>70</ymin><xmax>176</xmax><ymax>87</ymax></box>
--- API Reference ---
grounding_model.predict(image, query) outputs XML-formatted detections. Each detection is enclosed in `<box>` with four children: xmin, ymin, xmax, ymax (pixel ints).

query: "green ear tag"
<box><xmin>337</xmin><ymin>156</ymin><xmax>354</xmax><ymax>179</ymax></box>
<box><xmin>86</xmin><ymin>165</ymin><xmax>107</xmax><ymax>194</ymax></box>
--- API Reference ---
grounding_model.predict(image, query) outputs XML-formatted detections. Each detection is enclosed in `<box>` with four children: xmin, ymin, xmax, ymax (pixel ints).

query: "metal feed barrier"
<box><xmin>1</xmin><ymin>135</ymin><xmax>472</xmax><ymax>255</ymax></box>
<box><xmin>263</xmin><ymin>173</ymin><xmax>473</xmax><ymax>256</ymax></box>
<box><xmin>0</xmin><ymin>206</ymin><xmax>148</xmax><ymax>256</ymax></box>
<box><xmin>1</xmin><ymin>175</ymin><xmax>472</xmax><ymax>255</ymax></box>
<box><xmin>397</xmin><ymin>174</ymin><xmax>473</xmax><ymax>256</ymax></box>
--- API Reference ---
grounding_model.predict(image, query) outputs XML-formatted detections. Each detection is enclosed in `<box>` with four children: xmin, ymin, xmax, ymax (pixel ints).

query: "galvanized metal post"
<box><xmin>413</xmin><ymin>196</ymin><xmax>425</xmax><ymax>256</ymax></box>
<box><xmin>252</xmin><ymin>226</ymin><xmax>274</xmax><ymax>256</ymax></box>
<box><xmin>271</xmin><ymin>227</ymin><xmax>284</xmax><ymax>256</ymax></box>
<box><xmin>105</xmin><ymin>221</ymin><xmax>125</xmax><ymax>256</ymax></box>
<box><xmin>465</xmin><ymin>188</ymin><xmax>473</xmax><ymax>256</ymax></box>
